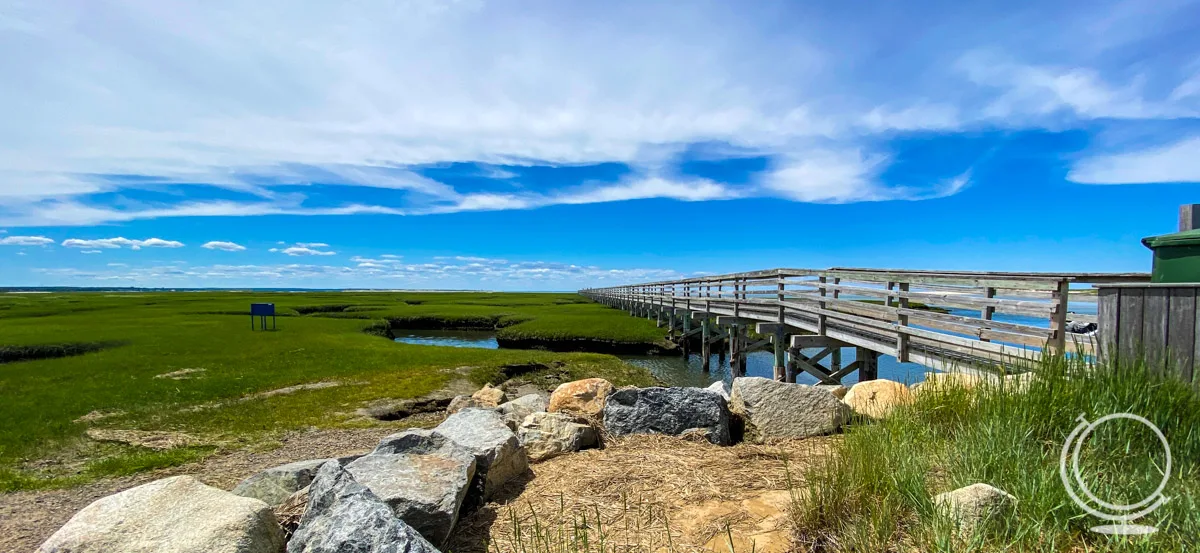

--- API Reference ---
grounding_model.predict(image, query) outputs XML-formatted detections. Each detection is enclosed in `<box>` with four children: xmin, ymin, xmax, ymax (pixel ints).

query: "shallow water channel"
<box><xmin>394</xmin><ymin>330</ymin><xmax>934</xmax><ymax>387</ymax></box>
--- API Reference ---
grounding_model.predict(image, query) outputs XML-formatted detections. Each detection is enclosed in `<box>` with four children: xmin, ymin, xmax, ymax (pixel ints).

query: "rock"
<box><xmin>705</xmin><ymin>380</ymin><xmax>730</xmax><ymax>400</ymax></box>
<box><xmin>446</xmin><ymin>395</ymin><xmax>485</xmax><ymax>414</ymax></box>
<box><xmin>289</xmin><ymin>461</ymin><xmax>440</xmax><ymax>553</ymax></box>
<box><xmin>814</xmin><ymin>383</ymin><xmax>849</xmax><ymax>399</ymax></box>
<box><xmin>497</xmin><ymin>394</ymin><xmax>548</xmax><ymax>430</ymax></box>
<box><xmin>344</xmin><ymin>451</ymin><xmax>474</xmax><ymax>546</ymax></box>
<box><xmin>602</xmin><ymin>387</ymin><xmax>731</xmax><ymax>445</ymax></box>
<box><xmin>518</xmin><ymin>412</ymin><xmax>599</xmax><ymax>462</ymax></box>
<box><xmin>729</xmin><ymin>377</ymin><xmax>850</xmax><ymax>442</ymax></box>
<box><xmin>436</xmin><ymin>408</ymin><xmax>529</xmax><ymax>500</ymax></box>
<box><xmin>38</xmin><ymin>475</ymin><xmax>283</xmax><ymax>553</ymax></box>
<box><xmin>843</xmin><ymin>379</ymin><xmax>912</xmax><ymax>419</ymax></box>
<box><xmin>933</xmin><ymin>483</ymin><xmax>1017</xmax><ymax>538</ymax></box>
<box><xmin>471</xmin><ymin>384</ymin><xmax>507</xmax><ymax>407</ymax></box>
<box><xmin>234</xmin><ymin>458</ymin><xmax>330</xmax><ymax>507</ymax></box>
<box><xmin>548</xmin><ymin>378</ymin><xmax>614</xmax><ymax>418</ymax></box>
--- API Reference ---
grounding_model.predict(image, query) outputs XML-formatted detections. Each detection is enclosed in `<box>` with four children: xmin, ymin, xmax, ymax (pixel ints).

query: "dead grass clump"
<box><xmin>450</xmin><ymin>434</ymin><xmax>837</xmax><ymax>553</ymax></box>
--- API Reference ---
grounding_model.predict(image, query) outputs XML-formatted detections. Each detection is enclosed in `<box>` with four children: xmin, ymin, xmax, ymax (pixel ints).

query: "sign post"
<box><xmin>250</xmin><ymin>303</ymin><xmax>276</xmax><ymax>331</ymax></box>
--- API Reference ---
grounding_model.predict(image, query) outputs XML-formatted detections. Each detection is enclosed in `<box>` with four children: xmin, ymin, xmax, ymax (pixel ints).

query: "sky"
<box><xmin>1</xmin><ymin>0</ymin><xmax>1199</xmax><ymax>290</ymax></box>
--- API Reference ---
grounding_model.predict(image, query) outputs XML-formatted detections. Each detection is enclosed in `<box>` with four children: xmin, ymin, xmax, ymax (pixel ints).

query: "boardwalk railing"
<box><xmin>582</xmin><ymin>268</ymin><xmax>1149</xmax><ymax>374</ymax></box>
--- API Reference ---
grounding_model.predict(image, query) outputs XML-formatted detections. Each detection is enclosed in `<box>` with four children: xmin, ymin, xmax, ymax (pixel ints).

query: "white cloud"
<box><xmin>959</xmin><ymin>52</ymin><xmax>1196</xmax><ymax>121</ymax></box>
<box><xmin>762</xmin><ymin>150</ymin><xmax>889</xmax><ymax>203</ymax></box>
<box><xmin>32</xmin><ymin>255</ymin><xmax>697</xmax><ymax>289</ymax></box>
<box><xmin>0</xmin><ymin>0</ymin><xmax>1196</xmax><ymax>226</ymax></box>
<box><xmin>61</xmin><ymin>237</ymin><xmax>185</xmax><ymax>250</ymax></box>
<box><xmin>1068</xmin><ymin>136</ymin><xmax>1200</xmax><ymax>184</ymax></box>
<box><xmin>0</xmin><ymin>235</ymin><xmax>54</xmax><ymax>246</ymax></box>
<box><xmin>275</xmin><ymin>242</ymin><xmax>336</xmax><ymax>256</ymax></box>
<box><xmin>201</xmin><ymin>240</ymin><xmax>247</xmax><ymax>251</ymax></box>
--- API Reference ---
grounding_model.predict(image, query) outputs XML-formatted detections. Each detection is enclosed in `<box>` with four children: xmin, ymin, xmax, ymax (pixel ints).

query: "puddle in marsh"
<box><xmin>393</xmin><ymin>329</ymin><xmax>499</xmax><ymax>349</ymax></box>
<box><xmin>395</xmin><ymin>329</ymin><xmax>931</xmax><ymax>387</ymax></box>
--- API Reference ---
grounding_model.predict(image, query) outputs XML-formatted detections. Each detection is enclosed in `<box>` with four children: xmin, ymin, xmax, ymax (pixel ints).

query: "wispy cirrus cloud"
<box><xmin>0</xmin><ymin>0</ymin><xmax>1198</xmax><ymax>228</ymax></box>
<box><xmin>1068</xmin><ymin>136</ymin><xmax>1200</xmax><ymax>184</ymax></box>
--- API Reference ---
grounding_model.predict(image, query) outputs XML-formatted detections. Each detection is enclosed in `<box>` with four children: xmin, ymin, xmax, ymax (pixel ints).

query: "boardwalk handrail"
<box><xmin>581</xmin><ymin>267</ymin><xmax>1150</xmax><ymax>373</ymax></box>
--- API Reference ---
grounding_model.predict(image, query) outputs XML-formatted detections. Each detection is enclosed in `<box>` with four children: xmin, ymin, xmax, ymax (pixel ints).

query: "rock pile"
<box><xmin>43</xmin><ymin>373</ymin><xmax>972</xmax><ymax>552</ymax></box>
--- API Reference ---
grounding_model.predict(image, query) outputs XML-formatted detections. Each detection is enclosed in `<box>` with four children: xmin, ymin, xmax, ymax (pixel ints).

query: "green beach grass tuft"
<box><xmin>791</xmin><ymin>353</ymin><xmax>1200</xmax><ymax>552</ymax></box>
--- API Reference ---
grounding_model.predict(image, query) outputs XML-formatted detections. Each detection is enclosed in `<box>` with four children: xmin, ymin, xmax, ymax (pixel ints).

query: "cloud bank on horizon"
<box><xmin>1</xmin><ymin>0</ymin><xmax>1198</xmax><ymax>228</ymax></box>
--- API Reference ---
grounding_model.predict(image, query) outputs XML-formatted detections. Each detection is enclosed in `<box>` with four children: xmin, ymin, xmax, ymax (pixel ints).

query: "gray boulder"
<box><xmin>729</xmin><ymin>377</ymin><xmax>850</xmax><ymax>442</ymax></box>
<box><xmin>39</xmin><ymin>475</ymin><xmax>283</xmax><ymax>553</ymax></box>
<box><xmin>497</xmin><ymin>394</ymin><xmax>549</xmax><ymax>430</ymax></box>
<box><xmin>517</xmin><ymin>412</ymin><xmax>599</xmax><ymax>462</ymax></box>
<box><xmin>705</xmin><ymin>380</ymin><xmax>731</xmax><ymax>400</ymax></box>
<box><xmin>602</xmin><ymin>387</ymin><xmax>731</xmax><ymax>445</ymax></box>
<box><xmin>234</xmin><ymin>458</ymin><xmax>331</xmax><ymax>506</ymax></box>
<box><xmin>344</xmin><ymin>451</ymin><xmax>474</xmax><ymax>546</ymax></box>
<box><xmin>436</xmin><ymin>408</ymin><xmax>529</xmax><ymax>500</ymax></box>
<box><xmin>289</xmin><ymin>461</ymin><xmax>439</xmax><ymax>553</ymax></box>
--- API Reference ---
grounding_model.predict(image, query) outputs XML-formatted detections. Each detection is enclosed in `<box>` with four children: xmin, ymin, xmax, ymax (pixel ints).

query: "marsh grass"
<box><xmin>792</xmin><ymin>353</ymin><xmax>1200</xmax><ymax>552</ymax></box>
<box><xmin>0</xmin><ymin>291</ymin><xmax>662</xmax><ymax>490</ymax></box>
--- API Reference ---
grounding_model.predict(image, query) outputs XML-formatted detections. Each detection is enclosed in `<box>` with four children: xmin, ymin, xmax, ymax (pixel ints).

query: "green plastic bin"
<box><xmin>1143</xmin><ymin>229</ymin><xmax>1200</xmax><ymax>283</ymax></box>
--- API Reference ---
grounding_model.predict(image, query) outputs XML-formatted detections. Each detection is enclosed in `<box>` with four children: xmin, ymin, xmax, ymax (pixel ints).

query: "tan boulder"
<box><xmin>547</xmin><ymin>378</ymin><xmax>614</xmax><ymax>418</ymax></box>
<box><xmin>471</xmin><ymin>384</ymin><xmax>507</xmax><ymax>407</ymax></box>
<box><xmin>934</xmin><ymin>482</ymin><xmax>1017</xmax><ymax>539</ymax></box>
<box><xmin>843</xmin><ymin>379</ymin><xmax>912</xmax><ymax>418</ymax></box>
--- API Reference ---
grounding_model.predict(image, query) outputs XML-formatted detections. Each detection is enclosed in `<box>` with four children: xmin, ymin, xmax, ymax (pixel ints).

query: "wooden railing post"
<box><xmin>817</xmin><ymin>275</ymin><xmax>828</xmax><ymax>336</ymax></box>
<box><xmin>1049</xmin><ymin>279</ymin><xmax>1070</xmax><ymax>355</ymax></box>
<box><xmin>897</xmin><ymin>282</ymin><xmax>910</xmax><ymax>362</ymax></box>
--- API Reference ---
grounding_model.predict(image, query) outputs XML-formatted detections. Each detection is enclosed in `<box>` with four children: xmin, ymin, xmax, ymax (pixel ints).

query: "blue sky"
<box><xmin>1</xmin><ymin>0</ymin><xmax>1199</xmax><ymax>290</ymax></box>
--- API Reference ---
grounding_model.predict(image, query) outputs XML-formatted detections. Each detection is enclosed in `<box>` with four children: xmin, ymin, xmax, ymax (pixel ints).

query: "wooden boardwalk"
<box><xmin>581</xmin><ymin>268</ymin><xmax>1148</xmax><ymax>383</ymax></box>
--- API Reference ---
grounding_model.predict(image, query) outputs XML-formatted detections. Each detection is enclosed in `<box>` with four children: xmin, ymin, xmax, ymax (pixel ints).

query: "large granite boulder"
<box><xmin>234</xmin><ymin>458</ymin><xmax>332</xmax><ymax>507</ymax></box>
<box><xmin>843</xmin><ymin>379</ymin><xmax>912</xmax><ymax>419</ymax></box>
<box><xmin>548</xmin><ymin>378</ymin><xmax>614</xmax><ymax>418</ymax></box>
<box><xmin>934</xmin><ymin>483</ymin><xmax>1017</xmax><ymax>538</ymax></box>
<box><xmin>729</xmin><ymin>377</ymin><xmax>849</xmax><ymax>442</ymax></box>
<box><xmin>517</xmin><ymin>412</ymin><xmax>599</xmax><ymax>462</ymax></box>
<box><xmin>289</xmin><ymin>461</ymin><xmax>439</xmax><ymax>553</ymax></box>
<box><xmin>602</xmin><ymin>387</ymin><xmax>731</xmax><ymax>445</ymax></box>
<box><xmin>436</xmin><ymin>409</ymin><xmax>529</xmax><ymax>500</ymax></box>
<box><xmin>344</xmin><ymin>451</ymin><xmax>474</xmax><ymax>546</ymax></box>
<box><xmin>497</xmin><ymin>394</ymin><xmax>549</xmax><ymax>430</ymax></box>
<box><xmin>38</xmin><ymin>475</ymin><xmax>283</xmax><ymax>553</ymax></box>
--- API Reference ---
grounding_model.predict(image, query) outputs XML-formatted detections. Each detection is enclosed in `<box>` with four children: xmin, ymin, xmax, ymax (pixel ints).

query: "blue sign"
<box><xmin>250</xmin><ymin>303</ymin><xmax>276</xmax><ymax>330</ymax></box>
